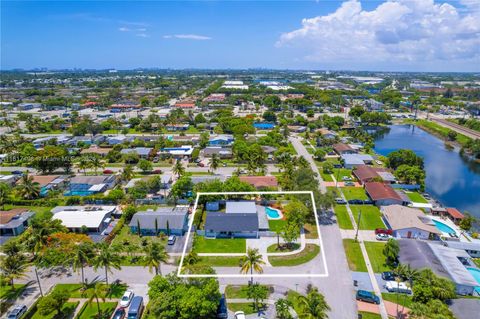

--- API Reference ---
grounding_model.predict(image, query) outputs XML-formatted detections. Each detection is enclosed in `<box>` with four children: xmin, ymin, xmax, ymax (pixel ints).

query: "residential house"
<box><xmin>353</xmin><ymin>165</ymin><xmax>396</xmax><ymax>184</ymax></box>
<box><xmin>32</xmin><ymin>135</ymin><xmax>71</xmax><ymax>148</ymax></box>
<box><xmin>80</xmin><ymin>146</ymin><xmax>111</xmax><ymax>157</ymax></box>
<box><xmin>333</xmin><ymin>143</ymin><xmax>357</xmax><ymax>155</ymax></box>
<box><xmin>381</xmin><ymin>205</ymin><xmax>440</xmax><ymax>239</ymax></box>
<box><xmin>365</xmin><ymin>182</ymin><xmax>405</xmax><ymax>206</ymax></box>
<box><xmin>202</xmin><ymin>147</ymin><xmax>233</xmax><ymax>159</ymax></box>
<box><xmin>106</xmin><ymin>135</ymin><xmax>129</xmax><ymax>145</ymax></box>
<box><xmin>445</xmin><ymin>208</ymin><xmax>465</xmax><ymax>225</ymax></box>
<box><xmin>51</xmin><ymin>205</ymin><xmax>117</xmax><ymax>233</ymax></box>
<box><xmin>66</xmin><ymin>175</ymin><xmax>117</xmax><ymax>196</ymax></box>
<box><xmin>24</xmin><ymin>175</ymin><xmax>68</xmax><ymax>196</ymax></box>
<box><xmin>166</xmin><ymin>124</ymin><xmax>189</xmax><ymax>131</ymax></box>
<box><xmin>209</xmin><ymin>135</ymin><xmax>234</xmax><ymax>146</ymax></box>
<box><xmin>129</xmin><ymin>206</ymin><xmax>189</xmax><ymax>236</ymax></box>
<box><xmin>239</xmin><ymin>176</ymin><xmax>279</xmax><ymax>190</ymax></box>
<box><xmin>191</xmin><ymin>175</ymin><xmax>226</xmax><ymax>185</ymax></box>
<box><xmin>68</xmin><ymin>135</ymin><xmax>105</xmax><ymax>146</ymax></box>
<box><xmin>341</xmin><ymin>154</ymin><xmax>374</xmax><ymax>169</ymax></box>
<box><xmin>159</xmin><ymin>145</ymin><xmax>194</xmax><ymax>159</ymax></box>
<box><xmin>253</xmin><ymin>122</ymin><xmax>275</xmax><ymax>130</ymax></box>
<box><xmin>174</xmin><ymin>100</ymin><xmax>196</xmax><ymax>109</ymax></box>
<box><xmin>0</xmin><ymin>175</ymin><xmax>19</xmax><ymax>186</ymax></box>
<box><xmin>445</xmin><ymin>241</ymin><xmax>480</xmax><ymax>258</ymax></box>
<box><xmin>0</xmin><ymin>208</ymin><xmax>34</xmax><ymax>237</ymax></box>
<box><xmin>120</xmin><ymin>147</ymin><xmax>153</xmax><ymax>159</ymax></box>
<box><xmin>287</xmin><ymin>125</ymin><xmax>307</xmax><ymax>133</ymax></box>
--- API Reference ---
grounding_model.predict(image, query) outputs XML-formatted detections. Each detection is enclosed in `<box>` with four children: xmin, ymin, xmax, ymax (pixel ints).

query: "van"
<box><xmin>127</xmin><ymin>296</ymin><xmax>144</xmax><ymax>319</ymax></box>
<box><xmin>385</xmin><ymin>281</ymin><xmax>412</xmax><ymax>294</ymax></box>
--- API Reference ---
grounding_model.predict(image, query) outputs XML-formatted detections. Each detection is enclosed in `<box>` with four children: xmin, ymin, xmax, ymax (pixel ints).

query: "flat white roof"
<box><xmin>53</xmin><ymin>210</ymin><xmax>110</xmax><ymax>229</ymax></box>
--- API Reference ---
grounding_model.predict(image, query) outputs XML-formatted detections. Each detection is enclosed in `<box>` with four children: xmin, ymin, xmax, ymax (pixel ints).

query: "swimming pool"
<box><xmin>433</xmin><ymin>220</ymin><xmax>456</xmax><ymax>234</ymax></box>
<box><xmin>265</xmin><ymin>207</ymin><xmax>283</xmax><ymax>220</ymax></box>
<box><xmin>467</xmin><ymin>268</ymin><xmax>480</xmax><ymax>294</ymax></box>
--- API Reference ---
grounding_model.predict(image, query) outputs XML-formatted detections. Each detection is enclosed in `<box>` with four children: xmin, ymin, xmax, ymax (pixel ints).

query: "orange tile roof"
<box><xmin>446</xmin><ymin>208</ymin><xmax>464</xmax><ymax>219</ymax></box>
<box><xmin>364</xmin><ymin>182</ymin><xmax>402</xmax><ymax>201</ymax></box>
<box><xmin>239</xmin><ymin>176</ymin><xmax>278</xmax><ymax>188</ymax></box>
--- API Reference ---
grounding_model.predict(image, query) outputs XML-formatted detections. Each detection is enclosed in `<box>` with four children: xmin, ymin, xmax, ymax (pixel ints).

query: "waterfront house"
<box><xmin>341</xmin><ymin>154</ymin><xmax>374</xmax><ymax>169</ymax></box>
<box><xmin>353</xmin><ymin>165</ymin><xmax>396</xmax><ymax>184</ymax></box>
<box><xmin>365</xmin><ymin>182</ymin><xmax>405</xmax><ymax>206</ymax></box>
<box><xmin>333</xmin><ymin>143</ymin><xmax>357</xmax><ymax>155</ymax></box>
<box><xmin>382</xmin><ymin>205</ymin><xmax>440</xmax><ymax>239</ymax></box>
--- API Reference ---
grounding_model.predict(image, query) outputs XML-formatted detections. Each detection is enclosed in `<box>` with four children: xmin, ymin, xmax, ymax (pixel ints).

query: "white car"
<box><xmin>376</xmin><ymin>233</ymin><xmax>392</xmax><ymax>241</ymax></box>
<box><xmin>119</xmin><ymin>290</ymin><xmax>134</xmax><ymax>307</ymax></box>
<box><xmin>234</xmin><ymin>311</ymin><xmax>246</xmax><ymax>319</ymax></box>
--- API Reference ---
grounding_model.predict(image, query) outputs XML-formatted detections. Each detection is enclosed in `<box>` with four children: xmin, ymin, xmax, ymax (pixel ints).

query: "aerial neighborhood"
<box><xmin>0</xmin><ymin>68</ymin><xmax>479</xmax><ymax>319</ymax></box>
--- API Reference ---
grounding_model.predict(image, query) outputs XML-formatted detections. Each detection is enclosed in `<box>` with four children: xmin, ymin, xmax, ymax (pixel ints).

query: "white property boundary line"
<box><xmin>177</xmin><ymin>191</ymin><xmax>329</xmax><ymax>278</ymax></box>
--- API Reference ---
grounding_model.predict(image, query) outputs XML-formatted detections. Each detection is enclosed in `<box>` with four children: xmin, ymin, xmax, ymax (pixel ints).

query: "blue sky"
<box><xmin>1</xmin><ymin>0</ymin><xmax>479</xmax><ymax>71</ymax></box>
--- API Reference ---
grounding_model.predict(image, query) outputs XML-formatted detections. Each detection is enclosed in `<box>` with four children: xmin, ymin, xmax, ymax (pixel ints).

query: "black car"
<box><xmin>381</xmin><ymin>271</ymin><xmax>396</xmax><ymax>281</ymax></box>
<box><xmin>348</xmin><ymin>199</ymin><xmax>363</xmax><ymax>205</ymax></box>
<box><xmin>216</xmin><ymin>294</ymin><xmax>228</xmax><ymax>319</ymax></box>
<box><xmin>112</xmin><ymin>308</ymin><xmax>126</xmax><ymax>319</ymax></box>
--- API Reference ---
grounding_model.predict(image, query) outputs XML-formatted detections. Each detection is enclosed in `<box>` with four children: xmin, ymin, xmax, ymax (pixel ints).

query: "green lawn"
<box><xmin>31</xmin><ymin>302</ymin><xmax>78</xmax><ymax>319</ymax></box>
<box><xmin>268</xmin><ymin>219</ymin><xmax>286</xmax><ymax>233</ymax></box>
<box><xmin>286</xmin><ymin>291</ymin><xmax>303</xmax><ymax>316</ymax></box>
<box><xmin>0</xmin><ymin>284</ymin><xmax>26</xmax><ymax>300</ymax></box>
<box><xmin>193</xmin><ymin>236</ymin><xmax>246</xmax><ymax>253</ymax></box>
<box><xmin>473</xmin><ymin>258</ymin><xmax>480</xmax><ymax>268</ymax></box>
<box><xmin>334</xmin><ymin>205</ymin><xmax>353</xmax><ymax>229</ymax></box>
<box><xmin>225</xmin><ymin>285</ymin><xmax>271</xmax><ymax>299</ymax></box>
<box><xmin>77</xmin><ymin>302</ymin><xmax>117</xmax><ymax>319</ymax></box>
<box><xmin>110</xmin><ymin>225</ymin><xmax>167</xmax><ymax>251</ymax></box>
<box><xmin>52</xmin><ymin>283</ymin><xmax>127</xmax><ymax>298</ymax></box>
<box><xmin>195</xmin><ymin>256</ymin><xmax>242</xmax><ymax>267</ymax></box>
<box><xmin>351</xmin><ymin>205</ymin><xmax>385</xmax><ymax>230</ymax></box>
<box><xmin>304</xmin><ymin>223</ymin><xmax>319</xmax><ymax>239</ymax></box>
<box><xmin>343</xmin><ymin>239</ymin><xmax>367</xmax><ymax>272</ymax></box>
<box><xmin>358</xmin><ymin>312</ymin><xmax>382</xmax><ymax>319</ymax></box>
<box><xmin>227</xmin><ymin>303</ymin><xmax>258</xmax><ymax>315</ymax></box>
<box><xmin>268</xmin><ymin>244</ymin><xmax>320</xmax><ymax>267</ymax></box>
<box><xmin>381</xmin><ymin>293</ymin><xmax>414</xmax><ymax>309</ymax></box>
<box><xmin>406</xmin><ymin>192</ymin><xmax>428</xmax><ymax>203</ymax></box>
<box><xmin>342</xmin><ymin>187</ymin><xmax>368</xmax><ymax>200</ymax></box>
<box><xmin>364</xmin><ymin>242</ymin><xmax>390</xmax><ymax>273</ymax></box>
<box><xmin>319</xmin><ymin>170</ymin><xmax>334</xmax><ymax>182</ymax></box>
<box><xmin>2</xmin><ymin>205</ymin><xmax>55</xmax><ymax>220</ymax></box>
<box><xmin>267</xmin><ymin>243</ymin><xmax>300</xmax><ymax>253</ymax></box>
<box><xmin>333</xmin><ymin>168</ymin><xmax>353</xmax><ymax>181</ymax></box>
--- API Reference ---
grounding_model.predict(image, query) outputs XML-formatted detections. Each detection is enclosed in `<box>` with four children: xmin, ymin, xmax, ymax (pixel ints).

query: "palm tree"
<box><xmin>239</xmin><ymin>248</ymin><xmax>265</xmax><ymax>284</ymax></box>
<box><xmin>297</xmin><ymin>288</ymin><xmax>330</xmax><ymax>319</ymax></box>
<box><xmin>383</xmin><ymin>239</ymin><xmax>400</xmax><ymax>268</ymax></box>
<box><xmin>92</xmin><ymin>243</ymin><xmax>122</xmax><ymax>286</ymax></box>
<box><xmin>172</xmin><ymin>160</ymin><xmax>185</xmax><ymax>178</ymax></box>
<box><xmin>71</xmin><ymin>243</ymin><xmax>94</xmax><ymax>284</ymax></box>
<box><xmin>209</xmin><ymin>154</ymin><xmax>220</xmax><ymax>173</ymax></box>
<box><xmin>78</xmin><ymin>156</ymin><xmax>92</xmax><ymax>175</ymax></box>
<box><xmin>143</xmin><ymin>242</ymin><xmax>169</xmax><ymax>275</ymax></box>
<box><xmin>0</xmin><ymin>254</ymin><xmax>29</xmax><ymax>287</ymax></box>
<box><xmin>0</xmin><ymin>182</ymin><xmax>10</xmax><ymax>210</ymax></box>
<box><xmin>83</xmin><ymin>282</ymin><xmax>108</xmax><ymax>317</ymax></box>
<box><xmin>89</xmin><ymin>155</ymin><xmax>104</xmax><ymax>175</ymax></box>
<box><xmin>16</xmin><ymin>173</ymin><xmax>40</xmax><ymax>199</ymax></box>
<box><xmin>275</xmin><ymin>298</ymin><xmax>292</xmax><ymax>319</ymax></box>
<box><xmin>121</xmin><ymin>165</ymin><xmax>134</xmax><ymax>182</ymax></box>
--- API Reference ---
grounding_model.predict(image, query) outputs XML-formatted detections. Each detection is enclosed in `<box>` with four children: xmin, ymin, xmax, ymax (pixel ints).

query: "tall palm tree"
<box><xmin>89</xmin><ymin>155</ymin><xmax>104</xmax><ymax>175</ymax></box>
<box><xmin>92</xmin><ymin>243</ymin><xmax>122</xmax><ymax>286</ymax></box>
<box><xmin>275</xmin><ymin>298</ymin><xmax>292</xmax><ymax>319</ymax></box>
<box><xmin>83</xmin><ymin>282</ymin><xmax>108</xmax><ymax>316</ymax></box>
<box><xmin>0</xmin><ymin>182</ymin><xmax>11</xmax><ymax>210</ymax></box>
<box><xmin>209</xmin><ymin>154</ymin><xmax>220</xmax><ymax>173</ymax></box>
<box><xmin>297</xmin><ymin>288</ymin><xmax>330</xmax><ymax>319</ymax></box>
<box><xmin>0</xmin><ymin>254</ymin><xmax>29</xmax><ymax>287</ymax></box>
<box><xmin>143</xmin><ymin>242</ymin><xmax>169</xmax><ymax>275</ymax></box>
<box><xmin>71</xmin><ymin>243</ymin><xmax>94</xmax><ymax>284</ymax></box>
<box><xmin>172</xmin><ymin>160</ymin><xmax>185</xmax><ymax>178</ymax></box>
<box><xmin>239</xmin><ymin>248</ymin><xmax>265</xmax><ymax>284</ymax></box>
<box><xmin>78</xmin><ymin>156</ymin><xmax>92</xmax><ymax>176</ymax></box>
<box><xmin>121</xmin><ymin>165</ymin><xmax>134</xmax><ymax>182</ymax></box>
<box><xmin>16</xmin><ymin>173</ymin><xmax>40</xmax><ymax>199</ymax></box>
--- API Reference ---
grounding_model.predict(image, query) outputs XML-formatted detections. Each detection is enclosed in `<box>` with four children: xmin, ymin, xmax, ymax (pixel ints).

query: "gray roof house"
<box><xmin>1</xmin><ymin>208</ymin><xmax>34</xmax><ymax>238</ymax></box>
<box><xmin>129</xmin><ymin>206</ymin><xmax>189</xmax><ymax>236</ymax></box>
<box><xmin>120</xmin><ymin>147</ymin><xmax>153</xmax><ymax>158</ymax></box>
<box><xmin>204</xmin><ymin>213</ymin><xmax>259</xmax><ymax>238</ymax></box>
<box><xmin>202</xmin><ymin>147</ymin><xmax>233</xmax><ymax>158</ymax></box>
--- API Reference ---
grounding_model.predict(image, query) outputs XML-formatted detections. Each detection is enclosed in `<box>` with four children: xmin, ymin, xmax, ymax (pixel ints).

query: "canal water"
<box><xmin>372</xmin><ymin>124</ymin><xmax>480</xmax><ymax>217</ymax></box>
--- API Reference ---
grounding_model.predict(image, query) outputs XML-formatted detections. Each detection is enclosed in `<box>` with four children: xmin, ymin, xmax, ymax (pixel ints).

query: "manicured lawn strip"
<box><xmin>406</xmin><ymin>192</ymin><xmax>428</xmax><ymax>203</ymax></box>
<box><xmin>319</xmin><ymin>170</ymin><xmax>334</xmax><ymax>182</ymax></box>
<box><xmin>342</xmin><ymin>187</ymin><xmax>368</xmax><ymax>200</ymax></box>
<box><xmin>286</xmin><ymin>291</ymin><xmax>303</xmax><ymax>316</ymax></box>
<box><xmin>52</xmin><ymin>283</ymin><xmax>127</xmax><ymax>298</ymax></box>
<box><xmin>268</xmin><ymin>219</ymin><xmax>286</xmax><ymax>233</ymax></box>
<box><xmin>358</xmin><ymin>312</ymin><xmax>382</xmax><ymax>319</ymax></box>
<box><xmin>414</xmin><ymin>119</ymin><xmax>471</xmax><ymax>146</ymax></box>
<box><xmin>193</xmin><ymin>236</ymin><xmax>246</xmax><ymax>253</ymax></box>
<box><xmin>333</xmin><ymin>168</ymin><xmax>353</xmax><ymax>180</ymax></box>
<box><xmin>225</xmin><ymin>285</ymin><xmax>271</xmax><ymax>299</ymax></box>
<box><xmin>77</xmin><ymin>302</ymin><xmax>117</xmax><ymax>319</ymax></box>
<box><xmin>267</xmin><ymin>243</ymin><xmax>300</xmax><ymax>253</ymax></box>
<box><xmin>342</xmin><ymin>239</ymin><xmax>367</xmax><ymax>272</ymax></box>
<box><xmin>31</xmin><ymin>302</ymin><xmax>78</xmax><ymax>319</ymax></box>
<box><xmin>364</xmin><ymin>242</ymin><xmax>390</xmax><ymax>273</ymax></box>
<box><xmin>0</xmin><ymin>284</ymin><xmax>26</xmax><ymax>300</ymax></box>
<box><xmin>351</xmin><ymin>205</ymin><xmax>385</xmax><ymax>230</ymax></box>
<box><xmin>196</xmin><ymin>256</ymin><xmax>242</xmax><ymax>267</ymax></box>
<box><xmin>304</xmin><ymin>223</ymin><xmax>319</xmax><ymax>239</ymax></box>
<box><xmin>227</xmin><ymin>303</ymin><xmax>257</xmax><ymax>315</ymax></box>
<box><xmin>110</xmin><ymin>225</ymin><xmax>167</xmax><ymax>251</ymax></box>
<box><xmin>381</xmin><ymin>293</ymin><xmax>414</xmax><ymax>309</ymax></box>
<box><xmin>334</xmin><ymin>205</ymin><xmax>353</xmax><ymax>229</ymax></box>
<box><xmin>268</xmin><ymin>244</ymin><xmax>319</xmax><ymax>267</ymax></box>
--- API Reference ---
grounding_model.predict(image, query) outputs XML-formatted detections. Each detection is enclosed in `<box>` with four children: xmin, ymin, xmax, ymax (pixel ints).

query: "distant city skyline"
<box><xmin>2</xmin><ymin>0</ymin><xmax>479</xmax><ymax>72</ymax></box>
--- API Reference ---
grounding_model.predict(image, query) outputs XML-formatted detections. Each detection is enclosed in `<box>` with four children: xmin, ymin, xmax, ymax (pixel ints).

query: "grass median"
<box><xmin>343</xmin><ymin>239</ymin><xmax>367</xmax><ymax>272</ymax></box>
<box><xmin>268</xmin><ymin>244</ymin><xmax>320</xmax><ymax>267</ymax></box>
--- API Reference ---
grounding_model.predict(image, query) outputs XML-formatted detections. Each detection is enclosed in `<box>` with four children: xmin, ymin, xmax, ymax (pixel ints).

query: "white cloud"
<box><xmin>163</xmin><ymin>34</ymin><xmax>212</xmax><ymax>40</ymax></box>
<box><xmin>119</xmin><ymin>26</ymin><xmax>149</xmax><ymax>38</ymax></box>
<box><xmin>136</xmin><ymin>33</ymin><xmax>149</xmax><ymax>38</ymax></box>
<box><xmin>118</xmin><ymin>27</ymin><xmax>130</xmax><ymax>32</ymax></box>
<box><xmin>277</xmin><ymin>0</ymin><xmax>480</xmax><ymax>68</ymax></box>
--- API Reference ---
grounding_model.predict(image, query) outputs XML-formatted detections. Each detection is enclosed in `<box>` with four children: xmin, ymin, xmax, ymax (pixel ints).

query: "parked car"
<box><xmin>362</xmin><ymin>200</ymin><xmax>374</xmax><ymax>205</ymax></box>
<box><xmin>152</xmin><ymin>169</ymin><xmax>162</xmax><ymax>174</ymax></box>
<box><xmin>356</xmin><ymin>290</ymin><xmax>380</xmax><ymax>304</ymax></box>
<box><xmin>335</xmin><ymin>198</ymin><xmax>347</xmax><ymax>204</ymax></box>
<box><xmin>112</xmin><ymin>308</ymin><xmax>126</xmax><ymax>319</ymax></box>
<box><xmin>197</xmin><ymin>162</ymin><xmax>205</xmax><ymax>167</ymax></box>
<box><xmin>167</xmin><ymin>235</ymin><xmax>176</xmax><ymax>245</ymax></box>
<box><xmin>11</xmin><ymin>171</ymin><xmax>24</xmax><ymax>175</ymax></box>
<box><xmin>216</xmin><ymin>294</ymin><xmax>228</xmax><ymax>319</ymax></box>
<box><xmin>376</xmin><ymin>233</ymin><xmax>392</xmax><ymax>241</ymax></box>
<box><xmin>345</xmin><ymin>181</ymin><xmax>355</xmax><ymax>186</ymax></box>
<box><xmin>7</xmin><ymin>305</ymin><xmax>27</xmax><ymax>319</ymax></box>
<box><xmin>348</xmin><ymin>199</ymin><xmax>363</xmax><ymax>205</ymax></box>
<box><xmin>103</xmin><ymin>169</ymin><xmax>114</xmax><ymax>174</ymax></box>
<box><xmin>385</xmin><ymin>281</ymin><xmax>412</xmax><ymax>294</ymax></box>
<box><xmin>375</xmin><ymin>228</ymin><xmax>393</xmax><ymax>236</ymax></box>
<box><xmin>381</xmin><ymin>271</ymin><xmax>396</xmax><ymax>281</ymax></box>
<box><xmin>120</xmin><ymin>290</ymin><xmax>134</xmax><ymax>307</ymax></box>
<box><xmin>234</xmin><ymin>311</ymin><xmax>246</xmax><ymax>319</ymax></box>
<box><xmin>127</xmin><ymin>296</ymin><xmax>144</xmax><ymax>319</ymax></box>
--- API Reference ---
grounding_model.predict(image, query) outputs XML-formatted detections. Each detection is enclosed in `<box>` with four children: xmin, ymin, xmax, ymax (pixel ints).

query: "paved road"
<box><xmin>429</xmin><ymin>115</ymin><xmax>480</xmax><ymax>140</ymax></box>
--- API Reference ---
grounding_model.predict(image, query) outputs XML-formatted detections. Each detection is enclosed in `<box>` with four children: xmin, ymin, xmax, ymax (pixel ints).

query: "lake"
<box><xmin>373</xmin><ymin>124</ymin><xmax>480</xmax><ymax>218</ymax></box>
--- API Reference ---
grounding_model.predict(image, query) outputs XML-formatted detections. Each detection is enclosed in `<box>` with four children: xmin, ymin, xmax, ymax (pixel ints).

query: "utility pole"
<box><xmin>34</xmin><ymin>267</ymin><xmax>44</xmax><ymax>297</ymax></box>
<box><xmin>355</xmin><ymin>208</ymin><xmax>362</xmax><ymax>242</ymax></box>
